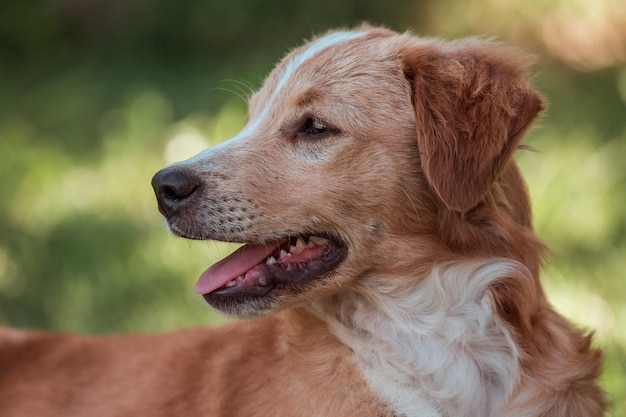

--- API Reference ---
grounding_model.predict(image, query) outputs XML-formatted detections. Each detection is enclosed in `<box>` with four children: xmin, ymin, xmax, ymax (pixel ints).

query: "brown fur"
<box><xmin>0</xmin><ymin>28</ymin><xmax>606</xmax><ymax>416</ymax></box>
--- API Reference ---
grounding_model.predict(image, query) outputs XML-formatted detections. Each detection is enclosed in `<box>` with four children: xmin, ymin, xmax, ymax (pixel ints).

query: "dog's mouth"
<box><xmin>195</xmin><ymin>235</ymin><xmax>347</xmax><ymax>299</ymax></box>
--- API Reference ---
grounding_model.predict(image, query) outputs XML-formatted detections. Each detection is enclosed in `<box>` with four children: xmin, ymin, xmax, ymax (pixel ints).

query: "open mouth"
<box><xmin>195</xmin><ymin>235</ymin><xmax>347</xmax><ymax>299</ymax></box>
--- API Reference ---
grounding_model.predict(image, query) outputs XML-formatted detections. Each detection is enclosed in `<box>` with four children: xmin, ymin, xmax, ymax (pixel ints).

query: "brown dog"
<box><xmin>0</xmin><ymin>27</ymin><xmax>606</xmax><ymax>416</ymax></box>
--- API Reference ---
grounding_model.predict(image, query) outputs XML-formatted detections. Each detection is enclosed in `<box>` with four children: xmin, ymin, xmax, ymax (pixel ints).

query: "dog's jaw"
<box><xmin>198</xmin><ymin>235</ymin><xmax>348</xmax><ymax>317</ymax></box>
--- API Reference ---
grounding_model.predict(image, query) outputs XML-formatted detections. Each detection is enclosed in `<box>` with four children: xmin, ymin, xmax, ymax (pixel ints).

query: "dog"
<box><xmin>0</xmin><ymin>27</ymin><xmax>606</xmax><ymax>417</ymax></box>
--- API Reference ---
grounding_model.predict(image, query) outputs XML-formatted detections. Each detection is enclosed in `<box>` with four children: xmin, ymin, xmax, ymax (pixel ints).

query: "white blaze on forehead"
<box><xmin>243</xmin><ymin>30</ymin><xmax>369</xmax><ymax>136</ymax></box>
<box><xmin>276</xmin><ymin>31</ymin><xmax>369</xmax><ymax>97</ymax></box>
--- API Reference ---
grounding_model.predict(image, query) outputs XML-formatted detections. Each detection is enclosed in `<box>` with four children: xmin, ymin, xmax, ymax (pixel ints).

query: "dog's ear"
<box><xmin>402</xmin><ymin>38</ymin><xmax>544</xmax><ymax>213</ymax></box>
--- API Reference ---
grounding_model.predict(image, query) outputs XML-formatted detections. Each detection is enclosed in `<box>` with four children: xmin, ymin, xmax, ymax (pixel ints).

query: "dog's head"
<box><xmin>152</xmin><ymin>28</ymin><xmax>543</xmax><ymax>317</ymax></box>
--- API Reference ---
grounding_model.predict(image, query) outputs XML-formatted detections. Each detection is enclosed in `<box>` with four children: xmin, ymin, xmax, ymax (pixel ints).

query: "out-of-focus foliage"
<box><xmin>0</xmin><ymin>0</ymin><xmax>624</xmax><ymax>414</ymax></box>
<box><xmin>422</xmin><ymin>0</ymin><xmax>626</xmax><ymax>70</ymax></box>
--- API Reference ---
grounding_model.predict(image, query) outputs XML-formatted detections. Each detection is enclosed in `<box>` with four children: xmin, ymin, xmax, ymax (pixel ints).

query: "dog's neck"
<box><xmin>309</xmin><ymin>258</ymin><xmax>523</xmax><ymax>417</ymax></box>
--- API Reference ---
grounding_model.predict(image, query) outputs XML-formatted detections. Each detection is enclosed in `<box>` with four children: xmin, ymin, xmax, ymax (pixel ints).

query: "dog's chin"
<box><xmin>194</xmin><ymin>234</ymin><xmax>348</xmax><ymax>317</ymax></box>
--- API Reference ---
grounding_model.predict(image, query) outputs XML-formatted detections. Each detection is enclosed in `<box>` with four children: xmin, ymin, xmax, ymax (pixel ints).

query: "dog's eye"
<box><xmin>303</xmin><ymin>118</ymin><xmax>328</xmax><ymax>135</ymax></box>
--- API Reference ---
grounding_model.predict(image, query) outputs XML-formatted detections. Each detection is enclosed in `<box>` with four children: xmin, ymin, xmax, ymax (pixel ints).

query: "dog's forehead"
<box><xmin>249</xmin><ymin>29</ymin><xmax>395</xmax><ymax>112</ymax></box>
<box><xmin>274</xmin><ymin>31</ymin><xmax>372</xmax><ymax>81</ymax></box>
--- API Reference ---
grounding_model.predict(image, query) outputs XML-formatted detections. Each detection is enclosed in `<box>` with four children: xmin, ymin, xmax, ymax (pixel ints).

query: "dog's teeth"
<box><xmin>309</xmin><ymin>236</ymin><xmax>329</xmax><ymax>245</ymax></box>
<box><xmin>236</xmin><ymin>275</ymin><xmax>244</xmax><ymax>282</ymax></box>
<box><xmin>225</xmin><ymin>279</ymin><xmax>236</xmax><ymax>288</ymax></box>
<box><xmin>295</xmin><ymin>238</ymin><xmax>306</xmax><ymax>253</ymax></box>
<box><xmin>266</xmin><ymin>256</ymin><xmax>277</xmax><ymax>265</ymax></box>
<box><xmin>279</xmin><ymin>249</ymin><xmax>289</xmax><ymax>259</ymax></box>
<box><xmin>289</xmin><ymin>238</ymin><xmax>307</xmax><ymax>255</ymax></box>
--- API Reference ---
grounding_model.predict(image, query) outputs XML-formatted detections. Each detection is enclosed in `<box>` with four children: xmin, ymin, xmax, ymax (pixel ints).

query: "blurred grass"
<box><xmin>0</xmin><ymin>0</ymin><xmax>625</xmax><ymax>415</ymax></box>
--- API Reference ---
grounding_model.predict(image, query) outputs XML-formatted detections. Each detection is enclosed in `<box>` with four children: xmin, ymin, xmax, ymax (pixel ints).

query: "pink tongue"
<box><xmin>194</xmin><ymin>241</ymin><xmax>284</xmax><ymax>294</ymax></box>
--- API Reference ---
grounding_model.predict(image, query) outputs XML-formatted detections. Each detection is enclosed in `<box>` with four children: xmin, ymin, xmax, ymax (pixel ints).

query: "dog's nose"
<box><xmin>151</xmin><ymin>167</ymin><xmax>200</xmax><ymax>219</ymax></box>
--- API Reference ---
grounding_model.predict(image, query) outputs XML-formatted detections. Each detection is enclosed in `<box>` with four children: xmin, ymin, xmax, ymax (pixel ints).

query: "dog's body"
<box><xmin>0</xmin><ymin>313</ymin><xmax>384</xmax><ymax>416</ymax></box>
<box><xmin>0</xmin><ymin>27</ymin><xmax>606</xmax><ymax>416</ymax></box>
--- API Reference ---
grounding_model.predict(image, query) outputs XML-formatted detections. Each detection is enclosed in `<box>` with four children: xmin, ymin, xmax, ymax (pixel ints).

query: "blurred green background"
<box><xmin>1</xmin><ymin>0</ymin><xmax>624</xmax><ymax>414</ymax></box>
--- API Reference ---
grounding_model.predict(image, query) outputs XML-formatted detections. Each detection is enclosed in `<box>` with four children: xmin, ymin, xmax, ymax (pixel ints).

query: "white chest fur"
<box><xmin>311</xmin><ymin>259</ymin><xmax>525</xmax><ymax>417</ymax></box>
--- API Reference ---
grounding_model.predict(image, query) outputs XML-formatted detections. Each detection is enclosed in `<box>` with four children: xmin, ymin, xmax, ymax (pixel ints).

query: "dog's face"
<box><xmin>152</xmin><ymin>28</ymin><xmax>543</xmax><ymax>317</ymax></box>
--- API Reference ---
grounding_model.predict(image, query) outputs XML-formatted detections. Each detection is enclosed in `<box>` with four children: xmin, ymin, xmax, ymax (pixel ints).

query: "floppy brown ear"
<box><xmin>403</xmin><ymin>38</ymin><xmax>544</xmax><ymax>213</ymax></box>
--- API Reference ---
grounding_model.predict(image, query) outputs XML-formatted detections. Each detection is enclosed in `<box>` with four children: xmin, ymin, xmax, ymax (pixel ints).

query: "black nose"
<box><xmin>151</xmin><ymin>167</ymin><xmax>200</xmax><ymax>219</ymax></box>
